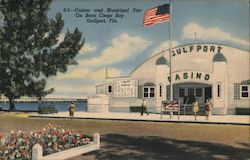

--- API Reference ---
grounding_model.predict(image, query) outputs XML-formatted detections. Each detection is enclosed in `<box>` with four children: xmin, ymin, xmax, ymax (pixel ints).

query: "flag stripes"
<box><xmin>143</xmin><ymin>4</ymin><xmax>170</xmax><ymax>27</ymax></box>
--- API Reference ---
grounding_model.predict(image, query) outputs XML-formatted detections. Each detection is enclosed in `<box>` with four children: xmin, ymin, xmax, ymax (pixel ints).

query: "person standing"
<box><xmin>69</xmin><ymin>101</ymin><xmax>75</xmax><ymax>119</ymax></box>
<box><xmin>141</xmin><ymin>99</ymin><xmax>149</xmax><ymax>116</ymax></box>
<box><xmin>209</xmin><ymin>98</ymin><xmax>213</xmax><ymax>116</ymax></box>
<box><xmin>193</xmin><ymin>99</ymin><xmax>199</xmax><ymax>120</ymax></box>
<box><xmin>205</xmin><ymin>99</ymin><xmax>211</xmax><ymax>120</ymax></box>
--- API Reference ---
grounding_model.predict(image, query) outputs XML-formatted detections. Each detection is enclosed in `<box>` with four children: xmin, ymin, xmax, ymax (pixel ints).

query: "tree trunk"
<box><xmin>9</xmin><ymin>97</ymin><xmax>16</xmax><ymax>111</ymax></box>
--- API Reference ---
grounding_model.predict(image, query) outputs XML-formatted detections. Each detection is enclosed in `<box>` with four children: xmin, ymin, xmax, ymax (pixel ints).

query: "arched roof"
<box><xmin>241</xmin><ymin>80</ymin><xmax>250</xmax><ymax>85</ymax></box>
<box><xmin>155</xmin><ymin>56</ymin><xmax>169</xmax><ymax>65</ymax></box>
<box><xmin>213</xmin><ymin>53</ymin><xmax>227</xmax><ymax>63</ymax></box>
<box><xmin>131</xmin><ymin>43</ymin><xmax>246</xmax><ymax>75</ymax></box>
<box><xmin>144</xmin><ymin>82</ymin><xmax>155</xmax><ymax>86</ymax></box>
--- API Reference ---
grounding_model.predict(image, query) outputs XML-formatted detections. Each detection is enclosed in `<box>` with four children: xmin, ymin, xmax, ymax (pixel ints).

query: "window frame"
<box><xmin>195</xmin><ymin>88</ymin><xmax>202</xmax><ymax>97</ymax></box>
<box><xmin>216</xmin><ymin>82</ymin><xmax>221</xmax><ymax>98</ymax></box>
<box><xmin>179</xmin><ymin>88</ymin><xmax>185</xmax><ymax>97</ymax></box>
<box><xmin>240</xmin><ymin>85</ymin><xmax>249</xmax><ymax>99</ymax></box>
<box><xmin>143</xmin><ymin>86</ymin><xmax>155</xmax><ymax>98</ymax></box>
<box><xmin>159</xmin><ymin>84</ymin><xmax>162</xmax><ymax>97</ymax></box>
<box><xmin>108</xmin><ymin>85</ymin><xmax>112</xmax><ymax>94</ymax></box>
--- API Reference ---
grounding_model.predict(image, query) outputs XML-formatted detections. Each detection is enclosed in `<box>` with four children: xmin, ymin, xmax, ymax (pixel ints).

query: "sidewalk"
<box><xmin>29</xmin><ymin>112</ymin><xmax>250</xmax><ymax>125</ymax></box>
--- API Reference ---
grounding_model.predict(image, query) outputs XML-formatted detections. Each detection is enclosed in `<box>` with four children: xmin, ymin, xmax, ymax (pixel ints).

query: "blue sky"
<box><xmin>45</xmin><ymin>0</ymin><xmax>249</xmax><ymax>98</ymax></box>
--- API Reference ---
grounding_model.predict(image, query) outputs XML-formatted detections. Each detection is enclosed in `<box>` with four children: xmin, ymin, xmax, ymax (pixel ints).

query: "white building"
<box><xmin>95</xmin><ymin>43</ymin><xmax>250</xmax><ymax>115</ymax></box>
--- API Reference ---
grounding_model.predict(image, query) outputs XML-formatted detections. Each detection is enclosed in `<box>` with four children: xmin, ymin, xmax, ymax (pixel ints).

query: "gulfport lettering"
<box><xmin>172</xmin><ymin>45</ymin><xmax>223</xmax><ymax>57</ymax></box>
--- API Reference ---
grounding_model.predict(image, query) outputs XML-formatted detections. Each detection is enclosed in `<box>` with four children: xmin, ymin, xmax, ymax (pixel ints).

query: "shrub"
<box><xmin>38</xmin><ymin>105</ymin><xmax>58</xmax><ymax>114</ymax></box>
<box><xmin>130</xmin><ymin>106</ymin><xmax>141</xmax><ymax>112</ymax></box>
<box><xmin>235</xmin><ymin>108</ymin><xmax>250</xmax><ymax>115</ymax></box>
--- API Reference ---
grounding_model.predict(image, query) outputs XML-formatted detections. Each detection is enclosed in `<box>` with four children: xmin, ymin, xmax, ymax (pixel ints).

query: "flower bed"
<box><xmin>0</xmin><ymin>124</ymin><xmax>91</xmax><ymax>160</ymax></box>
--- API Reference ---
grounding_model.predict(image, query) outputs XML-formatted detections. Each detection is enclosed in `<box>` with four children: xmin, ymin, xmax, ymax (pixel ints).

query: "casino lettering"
<box><xmin>168</xmin><ymin>72</ymin><xmax>210</xmax><ymax>82</ymax></box>
<box><xmin>172</xmin><ymin>45</ymin><xmax>223</xmax><ymax>57</ymax></box>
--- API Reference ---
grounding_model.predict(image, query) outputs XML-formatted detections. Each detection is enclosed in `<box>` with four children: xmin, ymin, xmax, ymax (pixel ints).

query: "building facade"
<box><xmin>95</xmin><ymin>43</ymin><xmax>250</xmax><ymax>115</ymax></box>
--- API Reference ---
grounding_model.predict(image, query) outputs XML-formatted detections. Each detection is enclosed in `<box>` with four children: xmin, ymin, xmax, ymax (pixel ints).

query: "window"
<box><xmin>150</xmin><ymin>87</ymin><xmax>155</xmax><ymax>97</ymax></box>
<box><xmin>196</xmin><ymin>88</ymin><xmax>202</xmax><ymax>97</ymax></box>
<box><xmin>240</xmin><ymin>85</ymin><xmax>249</xmax><ymax>99</ymax></box>
<box><xmin>159</xmin><ymin>85</ymin><xmax>162</xmax><ymax>97</ymax></box>
<box><xmin>188</xmin><ymin>88</ymin><xmax>194</xmax><ymax>96</ymax></box>
<box><xmin>179</xmin><ymin>88</ymin><xmax>185</xmax><ymax>97</ymax></box>
<box><xmin>143</xmin><ymin>86</ymin><xmax>155</xmax><ymax>98</ymax></box>
<box><xmin>108</xmin><ymin>85</ymin><xmax>112</xmax><ymax>93</ymax></box>
<box><xmin>143</xmin><ymin>87</ymin><xmax>148</xmax><ymax>97</ymax></box>
<box><xmin>217</xmin><ymin>83</ymin><xmax>221</xmax><ymax>98</ymax></box>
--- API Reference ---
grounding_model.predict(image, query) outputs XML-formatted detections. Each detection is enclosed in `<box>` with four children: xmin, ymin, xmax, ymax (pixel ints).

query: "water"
<box><xmin>0</xmin><ymin>102</ymin><xmax>87</xmax><ymax>112</ymax></box>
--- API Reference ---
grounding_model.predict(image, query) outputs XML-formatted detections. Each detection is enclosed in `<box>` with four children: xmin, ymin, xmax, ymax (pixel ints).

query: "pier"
<box><xmin>0</xmin><ymin>97</ymin><xmax>87</xmax><ymax>104</ymax></box>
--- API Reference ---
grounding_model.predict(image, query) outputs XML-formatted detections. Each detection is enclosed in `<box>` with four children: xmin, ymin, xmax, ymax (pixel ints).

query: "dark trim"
<box><xmin>241</xmin><ymin>80</ymin><xmax>250</xmax><ymax>85</ymax></box>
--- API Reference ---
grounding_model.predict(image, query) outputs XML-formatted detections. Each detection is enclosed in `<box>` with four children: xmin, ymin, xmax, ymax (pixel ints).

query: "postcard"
<box><xmin>0</xmin><ymin>0</ymin><xmax>249</xmax><ymax>159</ymax></box>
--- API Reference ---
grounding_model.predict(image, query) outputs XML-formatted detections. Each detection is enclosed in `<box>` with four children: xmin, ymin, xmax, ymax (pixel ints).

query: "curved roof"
<box><xmin>213</xmin><ymin>53</ymin><xmax>227</xmax><ymax>63</ymax></box>
<box><xmin>144</xmin><ymin>82</ymin><xmax>155</xmax><ymax>86</ymax></box>
<box><xmin>155</xmin><ymin>56</ymin><xmax>169</xmax><ymax>65</ymax></box>
<box><xmin>131</xmin><ymin>43</ymin><xmax>245</xmax><ymax>75</ymax></box>
<box><xmin>241</xmin><ymin>80</ymin><xmax>250</xmax><ymax>85</ymax></box>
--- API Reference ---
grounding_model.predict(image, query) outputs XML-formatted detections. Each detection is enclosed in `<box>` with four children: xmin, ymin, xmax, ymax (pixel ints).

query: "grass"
<box><xmin>0</xmin><ymin>112</ymin><xmax>249</xmax><ymax>160</ymax></box>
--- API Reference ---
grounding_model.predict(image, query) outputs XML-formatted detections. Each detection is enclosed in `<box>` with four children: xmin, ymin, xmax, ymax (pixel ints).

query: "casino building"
<box><xmin>94</xmin><ymin>43</ymin><xmax>250</xmax><ymax>115</ymax></box>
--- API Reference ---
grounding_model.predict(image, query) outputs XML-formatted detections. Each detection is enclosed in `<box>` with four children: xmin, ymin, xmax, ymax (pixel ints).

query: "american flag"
<box><xmin>143</xmin><ymin>4</ymin><xmax>170</xmax><ymax>27</ymax></box>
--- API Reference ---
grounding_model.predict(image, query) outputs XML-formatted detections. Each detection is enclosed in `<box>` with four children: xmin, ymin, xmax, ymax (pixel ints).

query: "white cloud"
<box><xmin>87</xmin><ymin>68</ymin><xmax>122</xmax><ymax>80</ymax></box>
<box><xmin>45</xmin><ymin>84</ymin><xmax>96</xmax><ymax>98</ymax></box>
<box><xmin>52</xmin><ymin>67</ymin><xmax>122</xmax><ymax>81</ymax></box>
<box><xmin>79</xmin><ymin>33</ymin><xmax>151</xmax><ymax>66</ymax></box>
<box><xmin>151</xmin><ymin>40</ymin><xmax>179</xmax><ymax>56</ymax></box>
<box><xmin>79</xmin><ymin>43</ymin><xmax>97</xmax><ymax>55</ymax></box>
<box><xmin>53</xmin><ymin>68</ymin><xmax>88</xmax><ymax>80</ymax></box>
<box><xmin>182</xmin><ymin>23</ymin><xmax>249</xmax><ymax>46</ymax></box>
<box><xmin>46</xmin><ymin>67</ymin><xmax>122</xmax><ymax>98</ymax></box>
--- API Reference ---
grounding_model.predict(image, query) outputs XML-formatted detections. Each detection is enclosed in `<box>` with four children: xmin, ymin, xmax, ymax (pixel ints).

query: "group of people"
<box><xmin>193</xmin><ymin>98</ymin><xmax>213</xmax><ymax>120</ymax></box>
<box><xmin>141</xmin><ymin>98</ymin><xmax>213</xmax><ymax>121</ymax></box>
<box><xmin>69</xmin><ymin>99</ymin><xmax>213</xmax><ymax>121</ymax></box>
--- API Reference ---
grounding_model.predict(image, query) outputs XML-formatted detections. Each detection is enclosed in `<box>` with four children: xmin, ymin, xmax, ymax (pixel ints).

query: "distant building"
<box><xmin>95</xmin><ymin>43</ymin><xmax>250</xmax><ymax>115</ymax></box>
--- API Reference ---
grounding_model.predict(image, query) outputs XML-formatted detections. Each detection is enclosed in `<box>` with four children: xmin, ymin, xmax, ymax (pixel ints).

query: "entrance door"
<box><xmin>187</xmin><ymin>88</ymin><xmax>195</xmax><ymax>104</ymax></box>
<box><xmin>205</xmin><ymin>87</ymin><xmax>212</xmax><ymax>102</ymax></box>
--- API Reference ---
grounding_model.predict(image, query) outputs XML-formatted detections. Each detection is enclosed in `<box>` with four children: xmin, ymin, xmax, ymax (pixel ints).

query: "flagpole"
<box><xmin>169</xmin><ymin>0</ymin><xmax>173</xmax><ymax>102</ymax></box>
<box><xmin>169</xmin><ymin>0</ymin><xmax>173</xmax><ymax>119</ymax></box>
<box><xmin>105</xmin><ymin>67</ymin><xmax>108</xmax><ymax>94</ymax></box>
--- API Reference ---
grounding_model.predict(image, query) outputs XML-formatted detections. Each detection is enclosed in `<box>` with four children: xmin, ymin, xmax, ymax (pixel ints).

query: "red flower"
<box><xmin>65</xmin><ymin>130</ymin><xmax>69</xmax><ymax>134</ymax></box>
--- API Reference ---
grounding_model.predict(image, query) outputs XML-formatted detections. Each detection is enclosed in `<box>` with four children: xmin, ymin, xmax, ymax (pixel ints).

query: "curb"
<box><xmin>29</xmin><ymin>115</ymin><xmax>250</xmax><ymax>126</ymax></box>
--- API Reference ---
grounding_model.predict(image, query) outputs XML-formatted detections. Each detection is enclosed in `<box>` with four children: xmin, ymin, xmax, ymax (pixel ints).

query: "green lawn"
<box><xmin>0</xmin><ymin>112</ymin><xmax>249</xmax><ymax>160</ymax></box>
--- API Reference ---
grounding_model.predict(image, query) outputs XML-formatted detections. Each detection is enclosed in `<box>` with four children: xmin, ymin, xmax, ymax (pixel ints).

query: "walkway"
<box><xmin>29</xmin><ymin>112</ymin><xmax>250</xmax><ymax>125</ymax></box>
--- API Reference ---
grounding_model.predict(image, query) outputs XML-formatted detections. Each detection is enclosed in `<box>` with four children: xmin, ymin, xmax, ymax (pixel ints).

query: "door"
<box><xmin>205</xmin><ymin>87</ymin><xmax>212</xmax><ymax>102</ymax></box>
<box><xmin>187</xmin><ymin>88</ymin><xmax>195</xmax><ymax>104</ymax></box>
